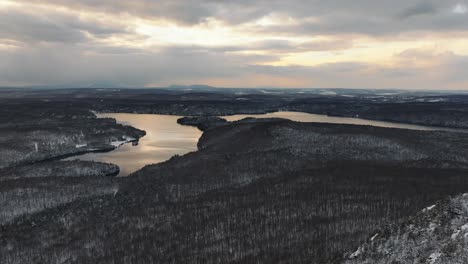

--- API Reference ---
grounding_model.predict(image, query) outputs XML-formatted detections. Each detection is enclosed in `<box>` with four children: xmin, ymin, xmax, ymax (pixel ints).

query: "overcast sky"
<box><xmin>1</xmin><ymin>0</ymin><xmax>468</xmax><ymax>89</ymax></box>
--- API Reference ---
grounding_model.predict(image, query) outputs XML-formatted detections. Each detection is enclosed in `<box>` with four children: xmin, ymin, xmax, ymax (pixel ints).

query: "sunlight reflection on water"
<box><xmin>68</xmin><ymin>111</ymin><xmax>467</xmax><ymax>176</ymax></box>
<box><xmin>67</xmin><ymin>113</ymin><xmax>202</xmax><ymax>177</ymax></box>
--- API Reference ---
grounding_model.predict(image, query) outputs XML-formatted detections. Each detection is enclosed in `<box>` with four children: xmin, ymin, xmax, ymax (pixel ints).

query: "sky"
<box><xmin>0</xmin><ymin>0</ymin><xmax>468</xmax><ymax>89</ymax></box>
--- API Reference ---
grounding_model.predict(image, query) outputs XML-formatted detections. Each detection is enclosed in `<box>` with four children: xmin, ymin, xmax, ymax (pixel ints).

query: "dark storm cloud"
<box><xmin>0</xmin><ymin>44</ymin><xmax>279</xmax><ymax>86</ymax></box>
<box><xmin>0</xmin><ymin>8</ymin><xmax>127</xmax><ymax>44</ymax></box>
<box><xmin>17</xmin><ymin>0</ymin><xmax>468</xmax><ymax>33</ymax></box>
<box><xmin>3</xmin><ymin>40</ymin><xmax>467</xmax><ymax>89</ymax></box>
<box><xmin>398</xmin><ymin>2</ymin><xmax>438</xmax><ymax>19</ymax></box>
<box><xmin>2</xmin><ymin>0</ymin><xmax>468</xmax><ymax>88</ymax></box>
<box><xmin>0</xmin><ymin>10</ymin><xmax>84</xmax><ymax>43</ymax></box>
<box><xmin>6</xmin><ymin>0</ymin><xmax>468</xmax><ymax>42</ymax></box>
<box><xmin>21</xmin><ymin>0</ymin><xmax>214</xmax><ymax>25</ymax></box>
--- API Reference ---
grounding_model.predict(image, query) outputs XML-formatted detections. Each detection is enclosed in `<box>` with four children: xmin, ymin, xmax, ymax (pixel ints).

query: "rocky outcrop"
<box><xmin>342</xmin><ymin>194</ymin><xmax>468</xmax><ymax>264</ymax></box>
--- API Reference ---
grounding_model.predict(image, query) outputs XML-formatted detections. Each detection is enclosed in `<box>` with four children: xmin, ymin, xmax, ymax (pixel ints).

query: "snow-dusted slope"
<box><xmin>342</xmin><ymin>194</ymin><xmax>468</xmax><ymax>264</ymax></box>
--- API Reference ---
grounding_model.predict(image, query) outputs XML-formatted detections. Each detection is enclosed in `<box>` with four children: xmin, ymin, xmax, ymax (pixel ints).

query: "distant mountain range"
<box><xmin>2</xmin><ymin>84</ymin><xmax>468</xmax><ymax>97</ymax></box>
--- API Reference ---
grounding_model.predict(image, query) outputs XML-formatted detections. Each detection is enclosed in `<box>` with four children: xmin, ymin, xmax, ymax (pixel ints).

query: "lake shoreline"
<box><xmin>67</xmin><ymin>111</ymin><xmax>468</xmax><ymax>177</ymax></box>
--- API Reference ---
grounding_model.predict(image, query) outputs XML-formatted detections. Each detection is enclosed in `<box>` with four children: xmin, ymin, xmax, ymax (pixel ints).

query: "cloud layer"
<box><xmin>1</xmin><ymin>0</ymin><xmax>468</xmax><ymax>89</ymax></box>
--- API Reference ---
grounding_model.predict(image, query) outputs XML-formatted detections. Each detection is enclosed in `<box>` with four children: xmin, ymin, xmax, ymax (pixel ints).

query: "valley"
<box><xmin>1</xmin><ymin>88</ymin><xmax>468</xmax><ymax>263</ymax></box>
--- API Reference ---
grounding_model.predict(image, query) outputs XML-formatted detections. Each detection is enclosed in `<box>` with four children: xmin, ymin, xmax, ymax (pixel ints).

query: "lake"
<box><xmin>66</xmin><ymin>114</ymin><xmax>202</xmax><ymax>176</ymax></box>
<box><xmin>221</xmin><ymin>111</ymin><xmax>467</xmax><ymax>132</ymax></box>
<box><xmin>67</xmin><ymin>111</ymin><xmax>467</xmax><ymax>176</ymax></box>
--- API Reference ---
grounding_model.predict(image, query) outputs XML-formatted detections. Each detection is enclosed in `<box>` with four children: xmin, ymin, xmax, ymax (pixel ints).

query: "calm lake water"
<box><xmin>67</xmin><ymin>111</ymin><xmax>467</xmax><ymax>176</ymax></box>
<box><xmin>67</xmin><ymin>113</ymin><xmax>202</xmax><ymax>176</ymax></box>
<box><xmin>222</xmin><ymin>111</ymin><xmax>467</xmax><ymax>132</ymax></box>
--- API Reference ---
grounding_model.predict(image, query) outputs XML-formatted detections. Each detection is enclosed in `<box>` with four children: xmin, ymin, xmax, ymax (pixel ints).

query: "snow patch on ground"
<box><xmin>377</xmin><ymin>92</ymin><xmax>400</xmax><ymax>96</ymax></box>
<box><xmin>452</xmin><ymin>230</ymin><xmax>461</xmax><ymax>240</ymax></box>
<box><xmin>320</xmin><ymin>91</ymin><xmax>337</xmax><ymax>96</ymax></box>
<box><xmin>428</xmin><ymin>252</ymin><xmax>441</xmax><ymax>264</ymax></box>
<box><xmin>259</xmin><ymin>90</ymin><xmax>284</xmax><ymax>94</ymax></box>
<box><xmin>416</xmin><ymin>98</ymin><xmax>445</xmax><ymax>103</ymax></box>
<box><xmin>110</xmin><ymin>136</ymin><xmax>136</xmax><ymax>148</ymax></box>
<box><xmin>76</xmin><ymin>144</ymin><xmax>88</xmax><ymax>148</ymax></box>
<box><xmin>349</xmin><ymin>247</ymin><xmax>362</xmax><ymax>258</ymax></box>
<box><xmin>461</xmin><ymin>223</ymin><xmax>468</xmax><ymax>231</ymax></box>
<box><xmin>110</xmin><ymin>140</ymin><xmax>128</xmax><ymax>147</ymax></box>
<box><xmin>423</xmin><ymin>205</ymin><xmax>436</xmax><ymax>212</ymax></box>
<box><xmin>343</xmin><ymin>195</ymin><xmax>468</xmax><ymax>263</ymax></box>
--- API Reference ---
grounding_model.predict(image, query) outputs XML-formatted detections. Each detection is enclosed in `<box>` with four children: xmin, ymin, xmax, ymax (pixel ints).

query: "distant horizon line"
<box><xmin>0</xmin><ymin>85</ymin><xmax>467</xmax><ymax>93</ymax></box>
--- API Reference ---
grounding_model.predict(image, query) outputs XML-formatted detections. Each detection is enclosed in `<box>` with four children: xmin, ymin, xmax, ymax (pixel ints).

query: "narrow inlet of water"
<box><xmin>66</xmin><ymin>111</ymin><xmax>467</xmax><ymax>176</ymax></box>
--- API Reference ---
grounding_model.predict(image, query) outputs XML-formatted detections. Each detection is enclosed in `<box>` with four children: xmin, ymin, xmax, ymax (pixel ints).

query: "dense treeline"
<box><xmin>0</xmin><ymin>160</ymin><xmax>119</xmax><ymax>224</ymax></box>
<box><xmin>2</xmin><ymin>118</ymin><xmax>468</xmax><ymax>263</ymax></box>
<box><xmin>3</xmin><ymin>88</ymin><xmax>468</xmax><ymax>129</ymax></box>
<box><xmin>0</xmin><ymin>105</ymin><xmax>133</xmax><ymax>226</ymax></box>
<box><xmin>2</xmin><ymin>165</ymin><xmax>468</xmax><ymax>263</ymax></box>
<box><xmin>177</xmin><ymin>116</ymin><xmax>227</xmax><ymax>131</ymax></box>
<box><xmin>0</xmin><ymin>160</ymin><xmax>119</xmax><ymax>181</ymax></box>
<box><xmin>0</xmin><ymin>104</ymin><xmax>144</xmax><ymax>168</ymax></box>
<box><xmin>0</xmin><ymin>176</ymin><xmax>116</xmax><ymax>225</ymax></box>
